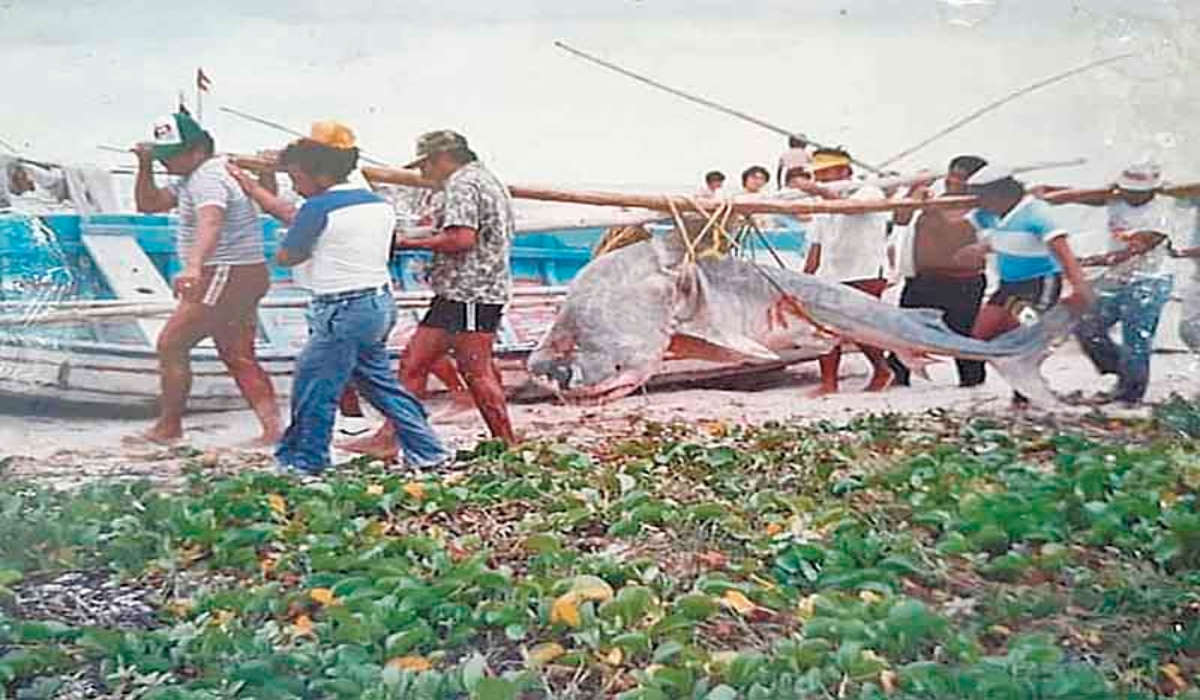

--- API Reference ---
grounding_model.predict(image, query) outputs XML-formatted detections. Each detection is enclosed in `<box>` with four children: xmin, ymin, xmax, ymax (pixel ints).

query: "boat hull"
<box><xmin>0</xmin><ymin>334</ymin><xmax>815</xmax><ymax>415</ymax></box>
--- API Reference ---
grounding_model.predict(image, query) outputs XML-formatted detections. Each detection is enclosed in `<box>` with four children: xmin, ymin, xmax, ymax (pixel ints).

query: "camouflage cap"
<box><xmin>405</xmin><ymin>130</ymin><xmax>470</xmax><ymax>168</ymax></box>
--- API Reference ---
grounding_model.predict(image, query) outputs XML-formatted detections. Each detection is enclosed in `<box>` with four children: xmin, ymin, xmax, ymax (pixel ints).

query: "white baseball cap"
<box><xmin>965</xmin><ymin>163</ymin><xmax>1015</xmax><ymax>188</ymax></box>
<box><xmin>1116</xmin><ymin>162</ymin><xmax>1163</xmax><ymax>192</ymax></box>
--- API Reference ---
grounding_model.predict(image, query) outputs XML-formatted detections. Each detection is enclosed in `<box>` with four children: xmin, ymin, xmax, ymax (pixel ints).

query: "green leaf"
<box><xmin>674</xmin><ymin>593</ymin><xmax>719</xmax><ymax>620</ymax></box>
<box><xmin>474</xmin><ymin>677</ymin><xmax>518</xmax><ymax>700</ymax></box>
<box><xmin>653</xmin><ymin>641</ymin><xmax>686</xmax><ymax>663</ymax></box>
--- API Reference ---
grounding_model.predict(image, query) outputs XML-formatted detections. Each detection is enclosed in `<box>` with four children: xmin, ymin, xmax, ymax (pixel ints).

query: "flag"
<box><xmin>196</xmin><ymin>68</ymin><xmax>212</xmax><ymax>93</ymax></box>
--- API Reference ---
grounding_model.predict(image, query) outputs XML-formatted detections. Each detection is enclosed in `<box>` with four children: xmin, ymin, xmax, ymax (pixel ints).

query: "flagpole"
<box><xmin>195</xmin><ymin>68</ymin><xmax>203</xmax><ymax>122</ymax></box>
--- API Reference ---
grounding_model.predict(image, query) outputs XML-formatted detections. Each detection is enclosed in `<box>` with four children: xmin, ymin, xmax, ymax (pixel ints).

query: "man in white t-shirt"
<box><xmin>802</xmin><ymin>148</ymin><xmax>893</xmax><ymax>395</ymax></box>
<box><xmin>1068</xmin><ymin>163</ymin><xmax>1175</xmax><ymax>405</ymax></box>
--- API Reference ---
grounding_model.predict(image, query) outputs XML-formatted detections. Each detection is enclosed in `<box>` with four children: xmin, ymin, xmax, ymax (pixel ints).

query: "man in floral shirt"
<box><xmin>345</xmin><ymin>130</ymin><xmax>517</xmax><ymax>457</ymax></box>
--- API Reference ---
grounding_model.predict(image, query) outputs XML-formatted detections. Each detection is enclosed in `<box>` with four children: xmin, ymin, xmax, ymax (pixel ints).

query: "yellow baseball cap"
<box><xmin>810</xmin><ymin>151</ymin><xmax>851</xmax><ymax>172</ymax></box>
<box><xmin>308</xmin><ymin>121</ymin><xmax>356</xmax><ymax>150</ymax></box>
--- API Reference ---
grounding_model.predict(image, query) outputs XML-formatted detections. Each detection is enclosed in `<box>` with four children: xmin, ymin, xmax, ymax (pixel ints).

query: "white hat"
<box><xmin>966</xmin><ymin>163</ymin><xmax>1015</xmax><ymax>187</ymax></box>
<box><xmin>1116</xmin><ymin>162</ymin><xmax>1162</xmax><ymax>192</ymax></box>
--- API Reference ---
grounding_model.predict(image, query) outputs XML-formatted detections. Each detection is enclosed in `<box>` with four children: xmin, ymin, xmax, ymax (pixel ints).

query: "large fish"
<box><xmin>527</xmin><ymin>233</ymin><xmax>1079</xmax><ymax>404</ymax></box>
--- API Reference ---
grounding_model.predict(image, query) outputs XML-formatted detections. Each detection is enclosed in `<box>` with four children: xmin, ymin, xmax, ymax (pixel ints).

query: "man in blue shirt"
<box><xmin>955</xmin><ymin>165</ymin><xmax>1093</xmax><ymax>405</ymax></box>
<box><xmin>229</xmin><ymin>122</ymin><xmax>447</xmax><ymax>475</ymax></box>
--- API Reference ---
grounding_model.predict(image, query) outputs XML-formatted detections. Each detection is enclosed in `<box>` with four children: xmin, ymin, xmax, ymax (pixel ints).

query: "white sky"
<box><xmin>2</xmin><ymin>0</ymin><xmax>1197</xmax><ymax>188</ymax></box>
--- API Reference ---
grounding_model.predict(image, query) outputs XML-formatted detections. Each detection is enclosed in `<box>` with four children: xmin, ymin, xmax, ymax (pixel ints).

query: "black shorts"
<box><xmin>420</xmin><ymin>296</ymin><xmax>504</xmax><ymax>333</ymax></box>
<box><xmin>987</xmin><ymin>274</ymin><xmax>1062</xmax><ymax>314</ymax></box>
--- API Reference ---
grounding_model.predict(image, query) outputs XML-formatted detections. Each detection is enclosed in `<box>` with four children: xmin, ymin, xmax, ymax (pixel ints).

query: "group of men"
<box><xmin>701</xmin><ymin>137</ymin><xmax>1194</xmax><ymax>408</ymax></box>
<box><xmin>125</xmin><ymin>111</ymin><xmax>1194</xmax><ymax>475</ymax></box>
<box><xmin>128</xmin><ymin>111</ymin><xmax>517</xmax><ymax>475</ymax></box>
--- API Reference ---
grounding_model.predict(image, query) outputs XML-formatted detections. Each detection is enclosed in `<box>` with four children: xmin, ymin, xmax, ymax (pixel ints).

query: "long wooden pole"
<box><xmin>877</xmin><ymin>54</ymin><xmax>1133</xmax><ymax>168</ymax></box>
<box><xmin>553</xmin><ymin>41</ymin><xmax>886</xmax><ymax>176</ymax></box>
<box><xmin>234</xmin><ymin>153</ymin><xmax>1200</xmax><ymax>217</ymax></box>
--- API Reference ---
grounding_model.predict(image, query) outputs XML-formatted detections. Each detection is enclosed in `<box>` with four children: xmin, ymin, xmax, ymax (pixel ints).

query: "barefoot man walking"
<box><xmin>344</xmin><ymin>130</ymin><xmax>518</xmax><ymax>458</ymax></box>
<box><xmin>129</xmin><ymin>111</ymin><xmax>281</xmax><ymax>445</ymax></box>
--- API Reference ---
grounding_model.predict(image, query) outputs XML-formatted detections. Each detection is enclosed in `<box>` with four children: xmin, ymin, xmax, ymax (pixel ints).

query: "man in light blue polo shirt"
<box><xmin>229</xmin><ymin>122</ymin><xmax>447</xmax><ymax>475</ymax></box>
<box><xmin>955</xmin><ymin>165</ymin><xmax>1093</xmax><ymax>405</ymax></box>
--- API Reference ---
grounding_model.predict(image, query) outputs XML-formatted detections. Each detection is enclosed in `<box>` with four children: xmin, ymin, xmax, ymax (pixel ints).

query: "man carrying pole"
<box><xmin>127</xmin><ymin>111</ymin><xmax>282</xmax><ymax>445</ymax></box>
<box><xmin>344</xmin><ymin>130</ymin><xmax>518</xmax><ymax>457</ymax></box>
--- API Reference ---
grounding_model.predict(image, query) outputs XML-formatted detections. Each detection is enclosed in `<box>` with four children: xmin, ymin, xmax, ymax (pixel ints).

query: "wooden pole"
<box><xmin>553</xmin><ymin>41</ymin><xmax>886</xmax><ymax>175</ymax></box>
<box><xmin>231</xmin><ymin>154</ymin><xmax>1200</xmax><ymax>216</ymax></box>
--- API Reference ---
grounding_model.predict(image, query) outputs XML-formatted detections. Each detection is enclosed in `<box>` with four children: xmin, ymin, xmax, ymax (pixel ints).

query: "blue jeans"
<box><xmin>277</xmin><ymin>292</ymin><xmax>448</xmax><ymax>473</ymax></box>
<box><xmin>1075</xmin><ymin>275</ymin><xmax>1173</xmax><ymax>403</ymax></box>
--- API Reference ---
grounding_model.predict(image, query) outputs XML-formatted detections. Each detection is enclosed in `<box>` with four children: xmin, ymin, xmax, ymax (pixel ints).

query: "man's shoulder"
<box><xmin>305</xmin><ymin>187</ymin><xmax>387</xmax><ymax>212</ymax></box>
<box><xmin>450</xmin><ymin>163</ymin><xmax>506</xmax><ymax>191</ymax></box>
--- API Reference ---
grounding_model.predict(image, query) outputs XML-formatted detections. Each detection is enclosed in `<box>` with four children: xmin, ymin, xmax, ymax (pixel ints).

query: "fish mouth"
<box><xmin>532</xmin><ymin>366</ymin><xmax>657</xmax><ymax>405</ymax></box>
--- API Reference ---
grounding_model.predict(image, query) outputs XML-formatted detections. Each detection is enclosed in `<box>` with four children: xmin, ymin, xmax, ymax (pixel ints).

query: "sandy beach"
<box><xmin>3</xmin><ymin>342</ymin><xmax>1196</xmax><ymax>489</ymax></box>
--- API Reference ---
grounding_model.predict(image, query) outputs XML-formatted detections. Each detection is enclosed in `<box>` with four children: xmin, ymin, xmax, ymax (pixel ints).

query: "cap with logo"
<box><xmin>151</xmin><ymin>112</ymin><xmax>209</xmax><ymax>162</ymax></box>
<box><xmin>405</xmin><ymin>130</ymin><xmax>470</xmax><ymax>169</ymax></box>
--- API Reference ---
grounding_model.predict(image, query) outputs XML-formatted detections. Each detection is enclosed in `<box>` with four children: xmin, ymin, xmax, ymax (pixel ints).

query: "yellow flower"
<box><xmin>267</xmin><ymin>494</ymin><xmax>287</xmax><ymax>518</ymax></box>
<box><xmin>527</xmin><ymin>643</ymin><xmax>566</xmax><ymax>666</ymax></box>
<box><xmin>309</xmin><ymin>588</ymin><xmax>337</xmax><ymax>606</ymax></box>
<box><xmin>387</xmin><ymin>655</ymin><xmax>433</xmax><ymax>672</ymax></box>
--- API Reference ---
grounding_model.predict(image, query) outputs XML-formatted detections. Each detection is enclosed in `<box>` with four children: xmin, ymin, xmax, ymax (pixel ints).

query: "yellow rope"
<box><xmin>593</xmin><ymin>225</ymin><xmax>652</xmax><ymax>258</ymax></box>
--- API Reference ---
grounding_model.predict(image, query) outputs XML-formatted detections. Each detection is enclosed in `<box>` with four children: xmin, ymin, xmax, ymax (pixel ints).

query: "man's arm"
<box><xmin>133</xmin><ymin>144</ymin><xmax>177</xmax><ymax>213</ymax></box>
<box><xmin>1048</xmin><ymin>235</ymin><xmax>1094</xmax><ymax>310</ymax></box>
<box><xmin>399</xmin><ymin>175</ymin><xmax>483</xmax><ymax>253</ymax></box>
<box><xmin>1171</xmin><ymin>245</ymin><xmax>1200</xmax><ymax>259</ymax></box>
<box><xmin>1031</xmin><ymin>183</ymin><xmax>1113</xmax><ymax>206</ymax></box>
<box><xmin>1078</xmin><ymin>248</ymin><xmax>1137</xmax><ymax>267</ymax></box>
<box><xmin>396</xmin><ymin>226</ymin><xmax>478</xmax><ymax>253</ymax></box>
<box><xmin>227</xmin><ymin>163</ymin><xmax>296</xmax><ymax>223</ymax></box>
<box><xmin>173</xmin><ymin>205</ymin><xmax>224</xmax><ymax>296</ymax></box>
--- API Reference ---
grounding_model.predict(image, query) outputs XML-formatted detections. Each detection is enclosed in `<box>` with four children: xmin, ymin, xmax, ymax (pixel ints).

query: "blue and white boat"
<box><xmin>0</xmin><ymin>211</ymin><xmax>811</xmax><ymax>413</ymax></box>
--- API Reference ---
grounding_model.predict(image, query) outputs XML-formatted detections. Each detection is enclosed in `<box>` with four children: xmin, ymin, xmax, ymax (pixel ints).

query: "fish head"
<box><xmin>528</xmin><ymin>236</ymin><xmax>699</xmax><ymax>402</ymax></box>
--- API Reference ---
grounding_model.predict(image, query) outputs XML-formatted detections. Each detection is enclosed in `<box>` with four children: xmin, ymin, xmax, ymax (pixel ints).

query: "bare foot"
<box><xmin>122</xmin><ymin>427</ymin><xmax>183</xmax><ymax>446</ymax></box>
<box><xmin>807</xmin><ymin>385</ymin><xmax>839</xmax><ymax>398</ymax></box>
<box><xmin>864</xmin><ymin>369</ymin><xmax>893</xmax><ymax>393</ymax></box>
<box><xmin>239</xmin><ymin>432</ymin><xmax>281</xmax><ymax>450</ymax></box>
<box><xmin>337</xmin><ymin>432</ymin><xmax>389</xmax><ymax>453</ymax></box>
<box><xmin>337</xmin><ymin>440</ymin><xmax>399</xmax><ymax>463</ymax></box>
<box><xmin>336</xmin><ymin>433</ymin><xmax>399</xmax><ymax>462</ymax></box>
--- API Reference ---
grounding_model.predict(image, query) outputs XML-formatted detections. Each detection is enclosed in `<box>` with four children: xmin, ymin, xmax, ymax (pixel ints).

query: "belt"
<box><xmin>312</xmin><ymin>285</ymin><xmax>391</xmax><ymax>304</ymax></box>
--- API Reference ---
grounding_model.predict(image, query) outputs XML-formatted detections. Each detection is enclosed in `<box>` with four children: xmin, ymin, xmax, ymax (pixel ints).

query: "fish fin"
<box><xmin>894</xmin><ymin>351</ymin><xmax>938</xmax><ymax>381</ymax></box>
<box><xmin>903</xmin><ymin>307</ymin><xmax>955</xmax><ymax>332</ymax></box>
<box><xmin>690</xmin><ymin>329</ymin><xmax>781</xmax><ymax>361</ymax></box>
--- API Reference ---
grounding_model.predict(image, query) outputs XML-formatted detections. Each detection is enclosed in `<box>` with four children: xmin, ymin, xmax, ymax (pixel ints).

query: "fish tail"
<box><xmin>986</xmin><ymin>306</ymin><xmax>1078</xmax><ymax>406</ymax></box>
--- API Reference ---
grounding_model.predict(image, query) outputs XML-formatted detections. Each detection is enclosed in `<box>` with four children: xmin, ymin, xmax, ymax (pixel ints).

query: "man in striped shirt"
<box><xmin>128</xmin><ymin>111</ymin><xmax>281</xmax><ymax>446</ymax></box>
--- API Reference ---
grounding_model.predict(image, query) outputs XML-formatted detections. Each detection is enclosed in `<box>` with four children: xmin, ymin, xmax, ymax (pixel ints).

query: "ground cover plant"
<box><xmin>2</xmin><ymin>397</ymin><xmax>1200</xmax><ymax>699</ymax></box>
